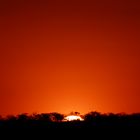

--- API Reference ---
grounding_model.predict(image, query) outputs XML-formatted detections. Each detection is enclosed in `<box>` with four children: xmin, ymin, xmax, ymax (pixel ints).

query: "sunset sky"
<box><xmin>0</xmin><ymin>0</ymin><xmax>140</xmax><ymax>116</ymax></box>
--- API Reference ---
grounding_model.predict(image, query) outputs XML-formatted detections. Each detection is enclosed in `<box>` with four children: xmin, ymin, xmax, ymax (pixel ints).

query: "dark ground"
<box><xmin>0</xmin><ymin>112</ymin><xmax>140</xmax><ymax>139</ymax></box>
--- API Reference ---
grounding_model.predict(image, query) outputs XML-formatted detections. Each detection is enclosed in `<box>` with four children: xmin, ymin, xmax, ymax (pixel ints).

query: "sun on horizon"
<box><xmin>63</xmin><ymin>114</ymin><xmax>84</xmax><ymax>121</ymax></box>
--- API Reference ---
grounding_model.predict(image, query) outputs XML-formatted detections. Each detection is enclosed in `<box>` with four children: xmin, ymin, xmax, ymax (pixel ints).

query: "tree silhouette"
<box><xmin>84</xmin><ymin>111</ymin><xmax>101</xmax><ymax>122</ymax></box>
<box><xmin>0</xmin><ymin>111</ymin><xmax>139</xmax><ymax>135</ymax></box>
<box><xmin>6</xmin><ymin>115</ymin><xmax>17</xmax><ymax>121</ymax></box>
<box><xmin>50</xmin><ymin>112</ymin><xmax>64</xmax><ymax>122</ymax></box>
<box><xmin>35</xmin><ymin>113</ymin><xmax>52</xmax><ymax>122</ymax></box>
<box><xmin>17</xmin><ymin>113</ymin><xmax>28</xmax><ymax>122</ymax></box>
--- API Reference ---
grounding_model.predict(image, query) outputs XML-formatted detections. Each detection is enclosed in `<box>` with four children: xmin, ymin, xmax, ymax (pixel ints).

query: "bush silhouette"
<box><xmin>0</xmin><ymin>111</ymin><xmax>140</xmax><ymax>138</ymax></box>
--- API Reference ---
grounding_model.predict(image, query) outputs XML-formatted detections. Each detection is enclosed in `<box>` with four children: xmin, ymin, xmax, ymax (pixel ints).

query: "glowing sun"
<box><xmin>64</xmin><ymin>115</ymin><xmax>84</xmax><ymax>121</ymax></box>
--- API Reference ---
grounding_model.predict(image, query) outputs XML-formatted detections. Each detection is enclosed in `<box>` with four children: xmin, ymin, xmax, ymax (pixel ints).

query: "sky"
<box><xmin>0</xmin><ymin>0</ymin><xmax>140</xmax><ymax>116</ymax></box>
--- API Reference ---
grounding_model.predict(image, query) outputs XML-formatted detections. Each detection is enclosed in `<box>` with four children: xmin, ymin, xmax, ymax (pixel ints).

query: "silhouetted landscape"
<box><xmin>1</xmin><ymin>0</ymin><xmax>140</xmax><ymax>139</ymax></box>
<box><xmin>0</xmin><ymin>111</ymin><xmax>140</xmax><ymax>138</ymax></box>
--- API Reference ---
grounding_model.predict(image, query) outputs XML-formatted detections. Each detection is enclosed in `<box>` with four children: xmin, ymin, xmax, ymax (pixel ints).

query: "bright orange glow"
<box><xmin>64</xmin><ymin>115</ymin><xmax>84</xmax><ymax>121</ymax></box>
<box><xmin>0</xmin><ymin>0</ymin><xmax>140</xmax><ymax>117</ymax></box>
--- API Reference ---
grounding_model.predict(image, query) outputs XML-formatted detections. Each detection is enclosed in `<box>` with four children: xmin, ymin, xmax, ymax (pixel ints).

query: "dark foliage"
<box><xmin>0</xmin><ymin>112</ymin><xmax>140</xmax><ymax>139</ymax></box>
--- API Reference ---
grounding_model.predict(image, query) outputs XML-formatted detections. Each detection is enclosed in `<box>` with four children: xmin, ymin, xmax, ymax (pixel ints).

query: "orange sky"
<box><xmin>0</xmin><ymin>0</ymin><xmax>140</xmax><ymax>116</ymax></box>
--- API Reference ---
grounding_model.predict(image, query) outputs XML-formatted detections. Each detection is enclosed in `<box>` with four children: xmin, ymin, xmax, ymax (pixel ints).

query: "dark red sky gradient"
<box><xmin>0</xmin><ymin>0</ymin><xmax>140</xmax><ymax>116</ymax></box>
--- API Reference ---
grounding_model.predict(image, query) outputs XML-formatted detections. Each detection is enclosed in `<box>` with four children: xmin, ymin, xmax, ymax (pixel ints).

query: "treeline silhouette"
<box><xmin>0</xmin><ymin>112</ymin><xmax>140</xmax><ymax>138</ymax></box>
<box><xmin>0</xmin><ymin>111</ymin><xmax>140</xmax><ymax>126</ymax></box>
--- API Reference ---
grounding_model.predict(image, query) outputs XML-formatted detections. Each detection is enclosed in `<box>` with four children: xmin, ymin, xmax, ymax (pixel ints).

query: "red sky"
<box><xmin>0</xmin><ymin>0</ymin><xmax>140</xmax><ymax>116</ymax></box>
